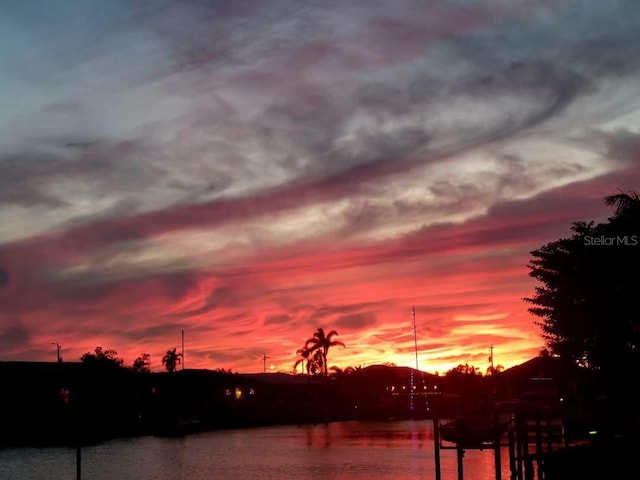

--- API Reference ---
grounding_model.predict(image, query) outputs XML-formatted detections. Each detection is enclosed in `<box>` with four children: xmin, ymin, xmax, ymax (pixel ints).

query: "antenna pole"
<box><xmin>51</xmin><ymin>342</ymin><xmax>61</xmax><ymax>363</ymax></box>
<box><xmin>489</xmin><ymin>344</ymin><xmax>494</xmax><ymax>373</ymax></box>
<box><xmin>181</xmin><ymin>329</ymin><xmax>185</xmax><ymax>370</ymax></box>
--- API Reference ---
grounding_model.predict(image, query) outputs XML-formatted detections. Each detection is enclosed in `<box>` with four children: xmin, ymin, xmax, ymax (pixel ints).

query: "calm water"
<box><xmin>0</xmin><ymin>420</ymin><xmax>513</xmax><ymax>480</ymax></box>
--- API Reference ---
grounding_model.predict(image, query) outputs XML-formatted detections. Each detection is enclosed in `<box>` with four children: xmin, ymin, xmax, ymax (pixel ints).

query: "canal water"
<box><xmin>0</xmin><ymin>419</ymin><xmax>513</xmax><ymax>480</ymax></box>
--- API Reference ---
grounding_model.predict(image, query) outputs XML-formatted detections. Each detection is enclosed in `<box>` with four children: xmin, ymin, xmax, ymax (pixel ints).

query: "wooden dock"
<box><xmin>431</xmin><ymin>396</ymin><xmax>585</xmax><ymax>480</ymax></box>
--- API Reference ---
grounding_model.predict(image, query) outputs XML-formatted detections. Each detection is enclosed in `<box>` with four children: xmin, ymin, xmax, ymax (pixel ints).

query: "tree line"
<box><xmin>291</xmin><ymin>327</ymin><xmax>504</xmax><ymax>377</ymax></box>
<box><xmin>79</xmin><ymin>346</ymin><xmax>183</xmax><ymax>373</ymax></box>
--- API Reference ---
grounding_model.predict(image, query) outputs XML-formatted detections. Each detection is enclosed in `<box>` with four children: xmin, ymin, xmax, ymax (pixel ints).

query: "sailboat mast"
<box><xmin>412</xmin><ymin>307</ymin><xmax>419</xmax><ymax>371</ymax></box>
<box><xmin>409</xmin><ymin>307</ymin><xmax>420</xmax><ymax>412</ymax></box>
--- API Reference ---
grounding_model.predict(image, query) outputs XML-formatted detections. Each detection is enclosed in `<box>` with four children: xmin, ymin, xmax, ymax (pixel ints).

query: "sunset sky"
<box><xmin>1</xmin><ymin>0</ymin><xmax>639</xmax><ymax>374</ymax></box>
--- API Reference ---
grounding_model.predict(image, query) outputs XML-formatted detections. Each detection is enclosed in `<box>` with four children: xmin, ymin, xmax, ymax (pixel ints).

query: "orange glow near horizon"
<box><xmin>9</xmin><ymin>224</ymin><xmax>546</xmax><ymax>374</ymax></box>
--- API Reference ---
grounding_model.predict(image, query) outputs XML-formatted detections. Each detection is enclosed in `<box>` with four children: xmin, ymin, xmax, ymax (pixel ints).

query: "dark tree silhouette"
<box><xmin>343</xmin><ymin>365</ymin><xmax>363</xmax><ymax>375</ymax></box>
<box><xmin>293</xmin><ymin>345</ymin><xmax>325</xmax><ymax>376</ymax></box>
<box><xmin>604</xmin><ymin>190</ymin><xmax>640</xmax><ymax>217</ymax></box>
<box><xmin>309</xmin><ymin>349</ymin><xmax>324</xmax><ymax>376</ymax></box>
<box><xmin>80</xmin><ymin>347</ymin><xmax>124</xmax><ymax>367</ymax></box>
<box><xmin>293</xmin><ymin>346</ymin><xmax>312</xmax><ymax>375</ymax></box>
<box><xmin>162</xmin><ymin>348</ymin><xmax>182</xmax><ymax>373</ymax></box>
<box><xmin>486</xmin><ymin>364</ymin><xmax>504</xmax><ymax>376</ymax></box>
<box><xmin>131</xmin><ymin>353</ymin><xmax>151</xmax><ymax>373</ymax></box>
<box><xmin>525</xmin><ymin>191</ymin><xmax>640</xmax><ymax>372</ymax></box>
<box><xmin>525</xmin><ymin>191</ymin><xmax>640</xmax><ymax>433</ymax></box>
<box><xmin>446</xmin><ymin>363</ymin><xmax>482</xmax><ymax>376</ymax></box>
<box><xmin>305</xmin><ymin>327</ymin><xmax>345</xmax><ymax>377</ymax></box>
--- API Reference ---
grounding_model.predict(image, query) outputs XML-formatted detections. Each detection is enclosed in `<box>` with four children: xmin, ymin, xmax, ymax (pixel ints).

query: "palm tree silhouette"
<box><xmin>605</xmin><ymin>190</ymin><xmax>640</xmax><ymax>216</ymax></box>
<box><xmin>305</xmin><ymin>328</ymin><xmax>345</xmax><ymax>377</ymax></box>
<box><xmin>293</xmin><ymin>346</ymin><xmax>312</xmax><ymax>375</ymax></box>
<box><xmin>309</xmin><ymin>349</ymin><xmax>324</xmax><ymax>375</ymax></box>
<box><xmin>162</xmin><ymin>348</ymin><xmax>182</xmax><ymax>373</ymax></box>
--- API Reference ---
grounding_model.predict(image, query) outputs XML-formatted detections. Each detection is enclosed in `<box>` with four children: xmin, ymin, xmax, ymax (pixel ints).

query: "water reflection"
<box><xmin>0</xmin><ymin>420</ymin><xmax>512</xmax><ymax>480</ymax></box>
<box><xmin>301</xmin><ymin>420</ymin><xmax>434</xmax><ymax>449</ymax></box>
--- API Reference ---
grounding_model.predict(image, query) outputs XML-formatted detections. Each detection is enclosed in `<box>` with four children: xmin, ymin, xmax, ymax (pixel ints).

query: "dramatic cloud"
<box><xmin>1</xmin><ymin>0</ymin><xmax>639</xmax><ymax>372</ymax></box>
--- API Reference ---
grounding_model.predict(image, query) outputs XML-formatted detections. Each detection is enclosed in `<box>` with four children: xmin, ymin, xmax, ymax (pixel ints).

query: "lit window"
<box><xmin>60</xmin><ymin>388</ymin><xmax>71</xmax><ymax>405</ymax></box>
